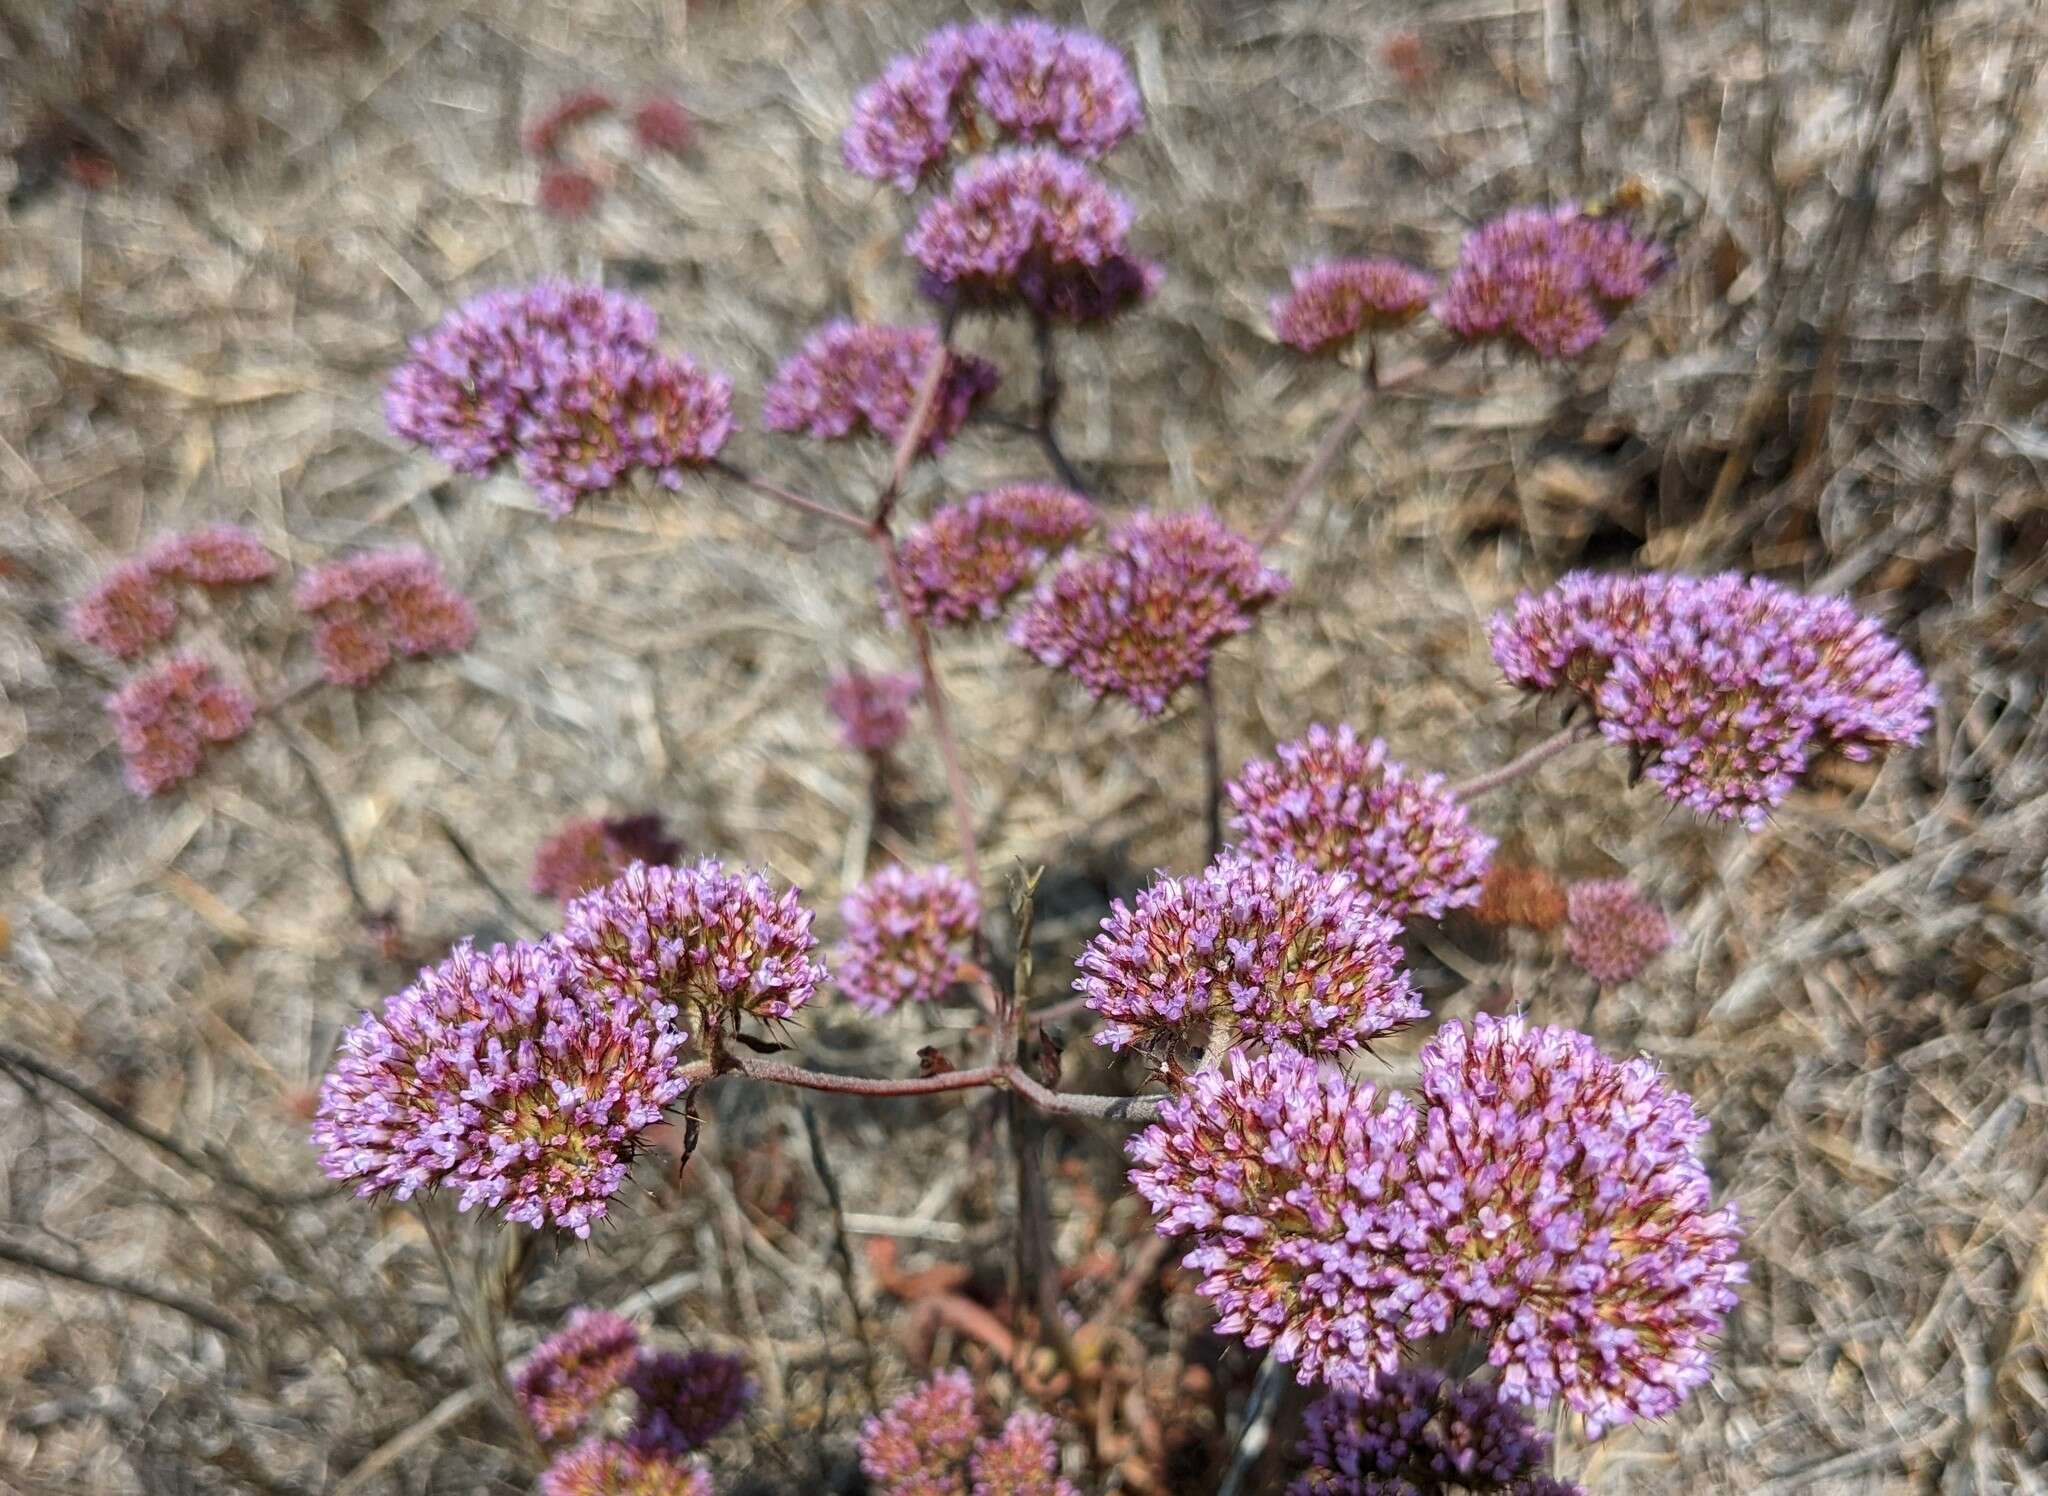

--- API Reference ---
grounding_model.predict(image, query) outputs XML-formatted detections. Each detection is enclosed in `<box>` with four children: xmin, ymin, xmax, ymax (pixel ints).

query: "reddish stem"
<box><xmin>1449</xmin><ymin>724</ymin><xmax>1597</xmax><ymax>801</ymax></box>
<box><xmin>680</xmin><ymin>1053</ymin><xmax>1168</xmax><ymax>1123</ymax></box>
<box><xmin>709</xmin><ymin>459</ymin><xmax>869</xmax><ymax>534</ymax></box>
<box><xmin>1255</xmin><ymin>350</ymin><xmax>1441</xmax><ymax>550</ymax></box>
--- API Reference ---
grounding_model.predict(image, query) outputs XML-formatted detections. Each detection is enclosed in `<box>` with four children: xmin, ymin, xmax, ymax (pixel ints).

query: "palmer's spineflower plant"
<box><xmin>1563</xmin><ymin>877</ymin><xmax>1675</xmax><ymax>984</ymax></box>
<box><xmin>860</xmin><ymin>1371</ymin><xmax>1080</xmax><ymax>1496</ymax></box>
<box><xmin>833</xmin><ymin>864</ymin><xmax>981</xmax><ymax>1016</ymax></box>
<box><xmin>890</xmin><ymin>483</ymin><xmax>1095</xmax><ymax>627</ymax></box>
<box><xmin>514</xmin><ymin>1310</ymin><xmax>643</xmax><ymax>1443</ymax></box>
<box><xmin>294</xmin><ymin>547</ymin><xmax>477</xmax><ymax>688</ymax></box>
<box><xmin>762</xmin><ymin>320</ymin><xmax>999</xmax><ymax>454</ymax></box>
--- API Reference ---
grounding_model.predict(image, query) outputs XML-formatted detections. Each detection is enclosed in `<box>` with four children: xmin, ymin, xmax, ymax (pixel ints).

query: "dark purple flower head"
<box><xmin>906</xmin><ymin>149</ymin><xmax>1137</xmax><ymax>307</ymax></box>
<box><xmin>1009</xmin><ymin>510</ymin><xmax>1287</xmax><ymax>717</ymax></box>
<box><xmin>1563</xmin><ymin>878</ymin><xmax>1675</xmax><ymax>984</ymax></box>
<box><xmin>311</xmin><ymin>939</ymin><xmax>690</xmax><ymax>1236</ymax></box>
<box><xmin>106</xmin><ymin>653</ymin><xmax>256</xmax><ymax>796</ymax></box>
<box><xmin>893</xmin><ymin>484</ymin><xmax>1095</xmax><ymax>627</ymax></box>
<box><xmin>969</xmin><ymin>1410</ymin><xmax>1080</xmax><ymax>1496</ymax></box>
<box><xmin>1225</xmin><ymin>725</ymin><xmax>1494</xmax><ymax>922</ymax></box>
<box><xmin>295</xmin><ymin>547</ymin><xmax>477</xmax><ymax>688</ymax></box>
<box><xmin>70</xmin><ymin>559</ymin><xmax>179</xmax><ymax>659</ymax></box>
<box><xmin>624</xmin><ymin>1349</ymin><xmax>754</xmax><ymax>1456</ymax></box>
<box><xmin>827</xmin><ymin>668</ymin><xmax>922</xmax><ymax>755</ymax></box>
<box><xmin>835</xmin><ymin>865</ymin><xmax>981</xmax><ymax>1017</ymax></box>
<box><xmin>533</xmin><ymin>815</ymin><xmax>687</xmax><ymax>903</ymax></box>
<box><xmin>145</xmin><ymin>524</ymin><xmax>276</xmax><ymax>587</ymax></box>
<box><xmin>1435</xmin><ymin>207</ymin><xmax>1669</xmax><ymax>360</ymax></box>
<box><xmin>1076</xmin><ymin>853</ymin><xmax>1423</xmax><ymax>1058</ymax></box>
<box><xmin>859</xmin><ymin>1370</ymin><xmax>981</xmax><ymax>1495</ymax></box>
<box><xmin>540</xmin><ymin>1440</ymin><xmax>713</xmax><ymax>1496</ymax></box>
<box><xmin>514</xmin><ymin>1309</ymin><xmax>642</xmax><ymax>1442</ymax></box>
<box><xmin>1008</xmin><ymin>251</ymin><xmax>1163</xmax><ymax>327</ymax></box>
<box><xmin>560</xmin><ymin>860</ymin><xmax>825</xmax><ymax>1027</ymax></box>
<box><xmin>1272</xmin><ymin>259</ymin><xmax>1437</xmax><ymax>355</ymax></box>
<box><xmin>762</xmin><ymin>322</ymin><xmax>998</xmax><ymax>455</ymax></box>
<box><xmin>1289</xmin><ymin>1369</ymin><xmax>1565</xmax><ymax>1495</ymax></box>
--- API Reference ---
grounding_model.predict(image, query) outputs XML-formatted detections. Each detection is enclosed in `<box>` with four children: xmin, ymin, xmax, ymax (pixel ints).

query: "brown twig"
<box><xmin>1032</xmin><ymin>313</ymin><xmax>1087</xmax><ymax>494</ymax></box>
<box><xmin>1449</xmin><ymin>724</ymin><xmax>1598</xmax><ymax>801</ymax></box>
<box><xmin>799</xmin><ymin>1100</ymin><xmax>881</xmax><ymax>1417</ymax></box>
<box><xmin>433</xmin><ymin>814</ymin><xmax>543</xmax><ymax>937</ymax></box>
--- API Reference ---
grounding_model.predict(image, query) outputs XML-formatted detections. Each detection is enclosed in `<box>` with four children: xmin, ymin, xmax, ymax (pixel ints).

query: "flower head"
<box><xmin>969</xmin><ymin>1410</ymin><xmax>1079</xmax><ymax>1496</ymax></box>
<box><xmin>1225</xmin><ymin>725</ymin><xmax>1494</xmax><ymax>921</ymax></box>
<box><xmin>827</xmin><ymin>668</ymin><xmax>921</xmax><ymax>755</ymax></box>
<box><xmin>515</xmin><ymin>1309</ymin><xmax>642</xmax><ymax>1442</ymax></box>
<box><xmin>1289</xmin><ymin>1369</ymin><xmax>1579</xmax><ymax>1495</ymax></box>
<box><xmin>70</xmin><ymin>560</ymin><xmax>179</xmax><ymax>659</ymax></box>
<box><xmin>295</xmin><ymin>547</ymin><xmax>477</xmax><ymax>687</ymax></box>
<box><xmin>893</xmin><ymin>485</ymin><xmax>1095</xmax><ymax>627</ymax></box>
<box><xmin>541</xmin><ymin>1441</ymin><xmax>713</xmax><ymax>1496</ymax></box>
<box><xmin>145</xmin><ymin>523</ymin><xmax>276</xmax><ymax>586</ymax></box>
<box><xmin>540</xmin><ymin>168</ymin><xmax>603</xmax><ymax>220</ymax></box>
<box><xmin>1076</xmin><ymin>854</ymin><xmax>1422</xmax><ymax>1058</ymax></box>
<box><xmin>560</xmin><ymin>861</ymin><xmax>825</xmax><ymax>1028</ymax></box>
<box><xmin>1473</xmin><ymin>863</ymin><xmax>1569</xmax><ymax>933</ymax></box>
<box><xmin>106</xmin><ymin>653</ymin><xmax>256</xmax><ymax>796</ymax></box>
<box><xmin>842</xmin><ymin>25</ymin><xmax>983</xmax><ymax>190</ymax></box>
<box><xmin>632</xmin><ymin>97</ymin><xmax>692</xmax><ymax>154</ymax></box>
<box><xmin>1272</xmin><ymin>259</ymin><xmax>1437</xmax><ymax>355</ymax></box>
<box><xmin>514</xmin><ymin>346</ymin><xmax>735</xmax><ymax>515</ymax></box>
<box><xmin>906</xmin><ymin>149</ymin><xmax>1138</xmax><ymax>313</ymax></box>
<box><xmin>534</xmin><ymin>815</ymin><xmax>687</xmax><ymax>903</ymax></box>
<box><xmin>1435</xmin><ymin>207</ymin><xmax>1669</xmax><ymax>360</ymax></box>
<box><xmin>762</xmin><ymin>322</ymin><xmax>998</xmax><ymax>455</ymax></box>
<box><xmin>860</xmin><ymin>1370</ymin><xmax>981</xmax><ymax>1496</ymax></box>
<box><xmin>1562</xmin><ymin>879</ymin><xmax>1674</xmax><ymax>984</ymax></box>
<box><xmin>1009</xmin><ymin>510</ymin><xmax>1287</xmax><ymax>716</ymax></box>
<box><xmin>835</xmin><ymin>865</ymin><xmax>981</xmax><ymax>1016</ymax></box>
<box><xmin>624</xmin><ymin>1349</ymin><xmax>754</xmax><ymax>1456</ymax></box>
<box><xmin>311</xmin><ymin>939</ymin><xmax>690</xmax><ymax>1236</ymax></box>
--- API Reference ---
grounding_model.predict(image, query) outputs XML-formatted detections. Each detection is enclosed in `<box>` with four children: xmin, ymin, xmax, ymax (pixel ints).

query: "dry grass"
<box><xmin>3</xmin><ymin>0</ymin><xmax>2046</xmax><ymax>1491</ymax></box>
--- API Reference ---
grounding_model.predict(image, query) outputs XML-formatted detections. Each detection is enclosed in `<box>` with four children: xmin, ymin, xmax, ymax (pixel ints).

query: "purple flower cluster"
<box><xmin>1076</xmin><ymin>853</ymin><xmax>1423</xmax><ymax>1058</ymax></box>
<box><xmin>532</xmin><ymin>814</ymin><xmax>687</xmax><ymax>903</ymax></box>
<box><xmin>1434</xmin><ymin>207</ymin><xmax>1670</xmax><ymax>360</ymax></box>
<box><xmin>1290</xmin><ymin>1369</ymin><xmax>1578</xmax><ymax>1496</ymax></box>
<box><xmin>834</xmin><ymin>865</ymin><xmax>981</xmax><ymax>1017</ymax></box>
<box><xmin>893</xmin><ymin>484</ymin><xmax>1096</xmax><ymax>627</ymax></box>
<box><xmin>312</xmin><ymin>939</ymin><xmax>689</xmax><ymax>1236</ymax></box>
<box><xmin>1128</xmin><ymin>1018</ymin><xmax>1745</xmax><ymax>1434</ymax></box>
<box><xmin>515</xmin><ymin>1309</ymin><xmax>642</xmax><ymax>1442</ymax></box>
<box><xmin>1225</xmin><ymin>725</ymin><xmax>1494</xmax><ymax>922</ymax></box>
<box><xmin>69</xmin><ymin>524</ymin><xmax>275</xmax><ymax>659</ymax></box>
<box><xmin>1009</xmin><ymin>510</ymin><xmax>1288</xmax><ymax>716</ymax></box>
<box><xmin>384</xmin><ymin>280</ymin><xmax>733</xmax><ymax>516</ymax></box>
<box><xmin>1563</xmin><ymin>879</ymin><xmax>1674</xmax><ymax>984</ymax></box>
<box><xmin>968</xmin><ymin>1411</ymin><xmax>1077</xmax><ymax>1496</ymax></box>
<box><xmin>859</xmin><ymin>1372</ymin><xmax>1077</xmax><ymax>1496</ymax></box>
<box><xmin>624</xmin><ymin>1349</ymin><xmax>754</xmax><ymax>1456</ymax></box>
<box><xmin>1272</xmin><ymin>259</ymin><xmax>1438</xmax><ymax>356</ymax></box>
<box><xmin>561</xmin><ymin>860</ymin><xmax>826</xmax><ymax>1027</ymax></box>
<box><xmin>843</xmin><ymin>20</ymin><xmax>1142</xmax><ymax>191</ymax></box>
<box><xmin>147</xmin><ymin>524</ymin><xmax>278</xmax><ymax>587</ymax></box>
<box><xmin>105</xmin><ymin>653</ymin><xmax>257</xmax><ymax>796</ymax></box>
<box><xmin>294</xmin><ymin>547</ymin><xmax>477</xmax><ymax>688</ymax></box>
<box><xmin>826</xmin><ymin>668</ymin><xmax>922</xmax><ymax>755</ymax></box>
<box><xmin>1489</xmin><ymin>570</ymin><xmax>1935</xmax><ymax>827</ymax></box>
<box><xmin>541</xmin><ymin>1441</ymin><xmax>713</xmax><ymax>1496</ymax></box>
<box><xmin>762</xmin><ymin>322</ymin><xmax>999</xmax><ymax>454</ymax></box>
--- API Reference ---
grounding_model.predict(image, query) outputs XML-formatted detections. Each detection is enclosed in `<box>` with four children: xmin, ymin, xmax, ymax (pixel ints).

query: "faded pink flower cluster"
<box><xmin>1272</xmin><ymin>259</ymin><xmax>1438</xmax><ymax>356</ymax></box>
<box><xmin>385</xmin><ymin>280</ymin><xmax>734</xmax><ymax>516</ymax></box>
<box><xmin>834</xmin><ymin>865</ymin><xmax>981</xmax><ymax>1016</ymax></box>
<box><xmin>1225</xmin><ymin>724</ymin><xmax>1494</xmax><ymax>921</ymax></box>
<box><xmin>1290</xmin><ymin>1368</ymin><xmax>1580</xmax><ymax>1496</ymax></box>
<box><xmin>516</xmin><ymin>1309</ymin><xmax>642</xmax><ymax>1442</ymax></box>
<box><xmin>893</xmin><ymin>484</ymin><xmax>1095</xmax><ymax>627</ymax></box>
<box><xmin>1076</xmin><ymin>853</ymin><xmax>1423</xmax><ymax>1058</ymax></box>
<box><xmin>1563</xmin><ymin>878</ymin><xmax>1674</xmax><ymax>984</ymax></box>
<box><xmin>69</xmin><ymin>523</ymin><xmax>275</xmax><ymax>659</ymax></box>
<box><xmin>1010</xmin><ymin>510</ymin><xmax>1287</xmax><ymax>716</ymax></box>
<box><xmin>843</xmin><ymin>19</ymin><xmax>1143</xmax><ymax>191</ymax></box>
<box><xmin>827</xmin><ymin>668</ymin><xmax>922</xmax><ymax>755</ymax></box>
<box><xmin>860</xmin><ymin>1371</ymin><xmax>1078</xmax><ymax>1496</ymax></box>
<box><xmin>106</xmin><ymin>654</ymin><xmax>257</xmax><ymax>796</ymax></box>
<box><xmin>1128</xmin><ymin>1017</ymin><xmax>1745</xmax><ymax>1435</ymax></box>
<box><xmin>762</xmin><ymin>321</ymin><xmax>999</xmax><ymax>454</ymax></box>
<box><xmin>541</xmin><ymin>1442</ymin><xmax>713</xmax><ymax>1496</ymax></box>
<box><xmin>532</xmin><ymin>814</ymin><xmax>686</xmax><ymax>903</ymax></box>
<box><xmin>1434</xmin><ymin>206</ymin><xmax>1669</xmax><ymax>360</ymax></box>
<box><xmin>1490</xmin><ymin>570</ymin><xmax>1935</xmax><ymax>826</ymax></box>
<box><xmin>295</xmin><ymin>547</ymin><xmax>477</xmax><ymax>688</ymax></box>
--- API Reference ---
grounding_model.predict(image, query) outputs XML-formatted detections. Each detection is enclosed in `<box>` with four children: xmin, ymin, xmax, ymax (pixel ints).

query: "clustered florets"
<box><xmin>1009</xmin><ymin>510</ymin><xmax>1287</xmax><ymax>716</ymax></box>
<box><xmin>1290</xmin><ymin>1369</ymin><xmax>1582</xmax><ymax>1496</ymax></box>
<box><xmin>294</xmin><ymin>547</ymin><xmax>478</xmax><ymax>688</ymax></box>
<box><xmin>540</xmin><ymin>1441</ymin><xmax>714</xmax><ymax>1496</ymax></box>
<box><xmin>834</xmin><ymin>865</ymin><xmax>981</xmax><ymax>1016</ymax></box>
<box><xmin>1490</xmin><ymin>570</ymin><xmax>1935</xmax><ymax>827</ymax></box>
<box><xmin>532</xmin><ymin>814</ymin><xmax>687</xmax><ymax>902</ymax></box>
<box><xmin>1128</xmin><ymin>1017</ymin><xmax>1744</xmax><ymax>1436</ymax></box>
<box><xmin>1562</xmin><ymin>878</ymin><xmax>1674</xmax><ymax>984</ymax></box>
<box><xmin>515</xmin><ymin>1310</ymin><xmax>643</xmax><ymax>1442</ymax></box>
<box><xmin>1271</xmin><ymin>259</ymin><xmax>1438</xmax><ymax>356</ymax></box>
<box><xmin>1225</xmin><ymin>725</ymin><xmax>1494</xmax><ymax>921</ymax></box>
<box><xmin>892</xmin><ymin>484</ymin><xmax>1095</xmax><ymax>627</ymax></box>
<box><xmin>385</xmin><ymin>280</ymin><xmax>733</xmax><ymax>516</ymax></box>
<box><xmin>624</xmin><ymin>1350</ymin><xmax>755</xmax><ymax>1457</ymax></box>
<box><xmin>105</xmin><ymin>653</ymin><xmax>257</xmax><ymax>796</ymax></box>
<box><xmin>69</xmin><ymin>524</ymin><xmax>276</xmax><ymax>659</ymax></box>
<box><xmin>762</xmin><ymin>322</ymin><xmax>999</xmax><ymax>454</ymax></box>
<box><xmin>826</xmin><ymin>668</ymin><xmax>922</xmax><ymax>755</ymax></box>
<box><xmin>1076</xmin><ymin>853</ymin><xmax>1423</xmax><ymax>1058</ymax></box>
<box><xmin>859</xmin><ymin>1371</ymin><xmax>1078</xmax><ymax>1496</ymax></box>
<box><xmin>843</xmin><ymin>19</ymin><xmax>1143</xmax><ymax>191</ymax></box>
<box><xmin>1434</xmin><ymin>207</ymin><xmax>1670</xmax><ymax>359</ymax></box>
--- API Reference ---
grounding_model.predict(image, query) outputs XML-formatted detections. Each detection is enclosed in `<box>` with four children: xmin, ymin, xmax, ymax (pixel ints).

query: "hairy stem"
<box><xmin>418</xmin><ymin>1205</ymin><xmax>544</xmax><ymax>1474</ymax></box>
<box><xmin>1449</xmin><ymin>723</ymin><xmax>1597</xmax><ymax>801</ymax></box>
<box><xmin>1199</xmin><ymin>673</ymin><xmax>1224</xmax><ymax>862</ymax></box>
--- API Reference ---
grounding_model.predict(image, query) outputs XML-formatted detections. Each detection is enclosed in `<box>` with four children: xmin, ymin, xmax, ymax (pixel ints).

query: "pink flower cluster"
<box><xmin>105</xmin><ymin>654</ymin><xmax>257</xmax><ymax>796</ymax></box>
<box><xmin>1128</xmin><ymin>1017</ymin><xmax>1745</xmax><ymax>1435</ymax></box>
<box><xmin>1271</xmin><ymin>259</ymin><xmax>1438</xmax><ymax>356</ymax></box>
<box><xmin>827</xmin><ymin>668</ymin><xmax>922</xmax><ymax>755</ymax></box>
<box><xmin>1434</xmin><ymin>207</ymin><xmax>1670</xmax><ymax>360</ymax></box>
<box><xmin>624</xmin><ymin>1349</ymin><xmax>754</xmax><ymax>1456</ymax></box>
<box><xmin>69</xmin><ymin>524</ymin><xmax>275</xmax><ymax>659</ymax></box>
<box><xmin>385</xmin><ymin>280</ymin><xmax>733</xmax><ymax>516</ymax></box>
<box><xmin>1076</xmin><ymin>853</ymin><xmax>1424</xmax><ymax>1058</ymax></box>
<box><xmin>515</xmin><ymin>1309</ymin><xmax>642</xmax><ymax>1441</ymax></box>
<box><xmin>762</xmin><ymin>322</ymin><xmax>999</xmax><ymax>454</ymax></box>
<box><xmin>294</xmin><ymin>548</ymin><xmax>477</xmax><ymax>688</ymax></box>
<box><xmin>1010</xmin><ymin>510</ymin><xmax>1288</xmax><ymax>716</ymax></box>
<box><xmin>893</xmin><ymin>484</ymin><xmax>1095</xmax><ymax>627</ymax></box>
<box><xmin>1489</xmin><ymin>570</ymin><xmax>1935</xmax><ymax>826</ymax></box>
<box><xmin>1225</xmin><ymin>725</ymin><xmax>1494</xmax><ymax>922</ymax></box>
<box><xmin>843</xmin><ymin>20</ymin><xmax>1142</xmax><ymax>191</ymax></box>
<box><xmin>1563</xmin><ymin>878</ymin><xmax>1674</xmax><ymax>984</ymax></box>
<box><xmin>834</xmin><ymin>865</ymin><xmax>981</xmax><ymax>1016</ymax></box>
<box><xmin>859</xmin><ymin>1371</ymin><xmax>1078</xmax><ymax>1496</ymax></box>
<box><xmin>541</xmin><ymin>1442</ymin><xmax>713</xmax><ymax>1496</ymax></box>
<box><xmin>1290</xmin><ymin>1369</ymin><xmax>1578</xmax><ymax>1496</ymax></box>
<box><xmin>532</xmin><ymin>814</ymin><xmax>686</xmax><ymax>902</ymax></box>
